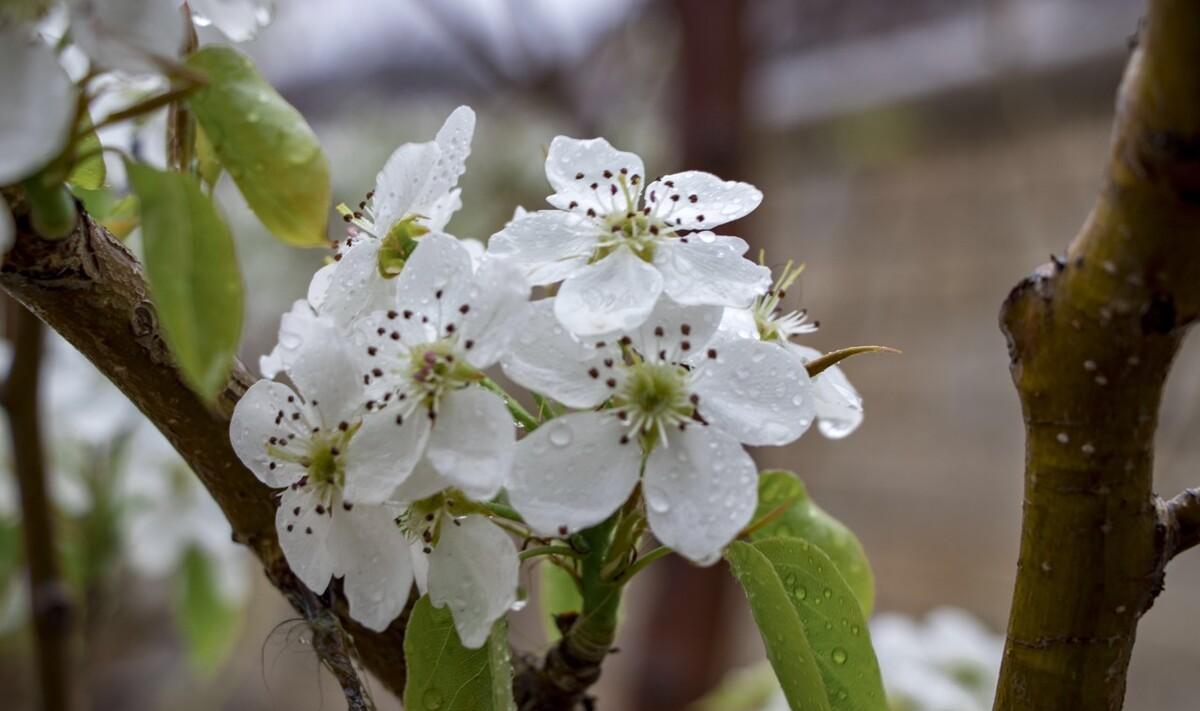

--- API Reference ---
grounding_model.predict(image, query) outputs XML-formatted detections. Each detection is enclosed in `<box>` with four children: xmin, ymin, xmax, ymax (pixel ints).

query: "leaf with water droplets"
<box><xmin>126</xmin><ymin>161</ymin><xmax>242</xmax><ymax>401</ymax></box>
<box><xmin>185</xmin><ymin>46</ymin><xmax>330</xmax><ymax>247</ymax></box>
<box><xmin>753</xmin><ymin>537</ymin><xmax>888</xmax><ymax>711</ymax></box>
<box><xmin>749</xmin><ymin>470</ymin><xmax>875</xmax><ymax>615</ymax></box>
<box><xmin>726</xmin><ymin>540</ymin><xmax>831</xmax><ymax>711</ymax></box>
<box><xmin>404</xmin><ymin>595</ymin><xmax>516</xmax><ymax>711</ymax></box>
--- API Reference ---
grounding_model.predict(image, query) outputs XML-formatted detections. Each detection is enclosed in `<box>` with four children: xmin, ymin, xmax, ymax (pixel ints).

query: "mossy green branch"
<box><xmin>995</xmin><ymin>1</ymin><xmax>1200</xmax><ymax>708</ymax></box>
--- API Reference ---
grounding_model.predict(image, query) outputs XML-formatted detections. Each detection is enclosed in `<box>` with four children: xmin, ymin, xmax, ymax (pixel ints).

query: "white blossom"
<box><xmin>717</xmin><ymin>263</ymin><xmax>864</xmax><ymax>439</ymax></box>
<box><xmin>310</xmin><ymin>106</ymin><xmax>476</xmax><ymax>326</ymax></box>
<box><xmin>186</xmin><ymin>0</ymin><xmax>272</xmax><ymax>42</ymax></box>
<box><xmin>348</xmin><ymin>233</ymin><xmax>527</xmax><ymax>505</ymax></box>
<box><xmin>502</xmin><ymin>296</ymin><xmax>814</xmax><ymax>564</ymax></box>
<box><xmin>69</xmin><ymin>0</ymin><xmax>187</xmax><ymax>74</ymax></box>
<box><xmin>488</xmin><ymin>136</ymin><xmax>770</xmax><ymax>336</ymax></box>
<box><xmin>0</xmin><ymin>25</ymin><xmax>76</xmax><ymax>253</ymax></box>
<box><xmin>233</xmin><ymin>292</ymin><xmax>520</xmax><ymax>642</ymax></box>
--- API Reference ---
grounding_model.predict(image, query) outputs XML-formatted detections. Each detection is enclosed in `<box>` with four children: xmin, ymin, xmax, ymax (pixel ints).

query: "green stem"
<box><xmin>608</xmin><ymin>546</ymin><xmax>671</xmax><ymax>584</ymax></box>
<box><xmin>480</xmin><ymin>377</ymin><xmax>540</xmax><ymax>431</ymax></box>
<box><xmin>519</xmin><ymin>545</ymin><xmax>582</xmax><ymax>562</ymax></box>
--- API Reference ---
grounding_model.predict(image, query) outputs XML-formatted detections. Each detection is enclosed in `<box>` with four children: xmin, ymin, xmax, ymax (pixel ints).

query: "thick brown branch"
<box><xmin>0</xmin><ymin>209</ymin><xmax>410</xmax><ymax>697</ymax></box>
<box><xmin>994</xmin><ymin>1</ymin><xmax>1200</xmax><ymax>709</ymax></box>
<box><xmin>1164</xmin><ymin>488</ymin><xmax>1200</xmax><ymax>558</ymax></box>
<box><xmin>2</xmin><ymin>298</ymin><xmax>77</xmax><ymax>711</ymax></box>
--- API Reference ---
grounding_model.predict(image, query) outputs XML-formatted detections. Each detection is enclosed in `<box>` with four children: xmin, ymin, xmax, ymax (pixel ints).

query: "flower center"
<box><xmin>405</xmin><ymin>340</ymin><xmax>480</xmax><ymax>415</ymax></box>
<box><xmin>376</xmin><ymin>216</ymin><xmax>429</xmax><ymax>278</ymax></box>
<box><xmin>403</xmin><ymin>489</ymin><xmax>474</xmax><ymax>553</ymax></box>
<box><xmin>612</xmin><ymin>361</ymin><xmax>699</xmax><ymax>446</ymax></box>
<box><xmin>753</xmin><ymin>260</ymin><xmax>818</xmax><ymax>343</ymax></box>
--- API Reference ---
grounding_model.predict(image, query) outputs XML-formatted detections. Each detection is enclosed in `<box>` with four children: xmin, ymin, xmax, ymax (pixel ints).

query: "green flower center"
<box><xmin>612</xmin><ymin>361</ymin><xmax>697</xmax><ymax>446</ymax></box>
<box><xmin>377</xmin><ymin>216</ymin><xmax>429</xmax><ymax>278</ymax></box>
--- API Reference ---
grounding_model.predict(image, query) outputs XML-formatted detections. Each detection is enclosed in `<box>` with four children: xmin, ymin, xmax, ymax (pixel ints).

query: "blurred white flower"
<box><xmin>0</xmin><ymin>24</ymin><xmax>76</xmax><ymax>253</ymax></box>
<box><xmin>119</xmin><ymin>423</ymin><xmax>250</xmax><ymax>602</ymax></box>
<box><xmin>187</xmin><ymin>0</ymin><xmax>273</xmax><ymax>42</ymax></box>
<box><xmin>69</xmin><ymin>0</ymin><xmax>188</xmax><ymax>74</ymax></box>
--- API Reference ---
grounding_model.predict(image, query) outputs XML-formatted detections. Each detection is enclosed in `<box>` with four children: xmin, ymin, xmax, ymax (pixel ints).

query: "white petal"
<box><xmin>276</xmin><ymin>487</ymin><xmax>337</xmax><ymax>593</ymax></box>
<box><xmin>451</xmin><ymin>258</ymin><xmax>528</xmax><ymax>369</ymax></box>
<box><xmin>486</xmin><ymin>210</ymin><xmax>597</xmax><ymax>285</ymax></box>
<box><xmin>691</xmin><ymin>339</ymin><xmax>815</xmax><ymax>446</ymax></box>
<box><xmin>788</xmin><ymin>345</ymin><xmax>863</xmax><ymax>440</ymax></box>
<box><xmin>306</xmin><ymin>262</ymin><xmax>335</xmax><ymax>312</ymax></box>
<box><xmin>0</xmin><ymin>30</ymin><xmax>75</xmax><ymax>184</ymax></box>
<box><xmin>391</xmin><ymin>458</ymin><xmax>454</xmax><ymax>503</ymax></box>
<box><xmin>259</xmin><ymin>299</ymin><xmax>321</xmax><ymax>378</ymax></box>
<box><xmin>394</xmin><ymin>233</ymin><xmax>474</xmax><ymax>333</ymax></box>
<box><xmin>318</xmin><ymin>239</ymin><xmax>396</xmax><ymax>325</ymax></box>
<box><xmin>630</xmin><ymin>296</ymin><xmax>723</xmax><ymax>364</ymax></box>
<box><xmin>460</xmin><ymin>237</ymin><xmax>485</xmax><ymax>268</ymax></box>
<box><xmin>645</xmin><ymin>171</ymin><xmax>762</xmax><ymax>231</ymax></box>
<box><xmin>352</xmin><ymin>310</ymin><xmax>430</xmax><ymax>403</ymax></box>
<box><xmin>643</xmin><ymin>427</ymin><xmax>757</xmax><ymax>565</ymax></box>
<box><xmin>341</xmin><ymin>409</ymin><xmax>430</xmax><ymax>505</ymax></box>
<box><xmin>286</xmin><ymin>318</ymin><xmax>363</xmax><ymax>427</ymax></box>
<box><xmin>71</xmin><ymin>0</ymin><xmax>187</xmax><ymax>74</ymax></box>
<box><xmin>230</xmin><ymin>380</ymin><xmax>313</xmax><ymax>488</ymax></box>
<box><xmin>715</xmin><ymin>306</ymin><xmax>760</xmax><ymax>343</ymax></box>
<box><xmin>425</xmin><ymin>387</ymin><xmax>512</xmax><ymax>501</ymax></box>
<box><xmin>331</xmin><ymin>503</ymin><xmax>414</xmax><ymax>632</ymax></box>
<box><xmin>544</xmin><ymin>136</ymin><xmax>645</xmax><ymax>215</ymax></box>
<box><xmin>411</xmin><ymin>106</ymin><xmax>474</xmax><ymax>229</ymax></box>
<box><xmin>427</xmin><ymin>515</ymin><xmax>518</xmax><ymax>648</ymax></box>
<box><xmin>655</xmin><ymin>234</ymin><xmax>771</xmax><ymax>309</ymax></box>
<box><xmin>186</xmin><ymin>0</ymin><xmax>272</xmax><ymax>42</ymax></box>
<box><xmin>554</xmin><ymin>248</ymin><xmax>663</xmax><ymax>336</ymax></box>
<box><xmin>410</xmin><ymin>542</ymin><xmax>430</xmax><ymax>595</ymax></box>
<box><xmin>508</xmin><ymin>412</ymin><xmax>641</xmax><ymax>536</ymax></box>
<box><xmin>502</xmin><ymin>300</ymin><xmax>619</xmax><ymax>409</ymax></box>
<box><xmin>372</xmin><ymin>141</ymin><xmax>440</xmax><ymax>237</ymax></box>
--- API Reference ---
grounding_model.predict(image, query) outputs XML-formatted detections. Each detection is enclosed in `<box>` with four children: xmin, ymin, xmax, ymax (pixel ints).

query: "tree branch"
<box><xmin>994</xmin><ymin>1</ymin><xmax>1200</xmax><ymax>708</ymax></box>
<box><xmin>1163</xmin><ymin>487</ymin><xmax>1200</xmax><ymax>558</ymax></box>
<box><xmin>0</xmin><ymin>208</ymin><xmax>410</xmax><ymax>697</ymax></box>
<box><xmin>2</xmin><ymin>297</ymin><xmax>77</xmax><ymax>711</ymax></box>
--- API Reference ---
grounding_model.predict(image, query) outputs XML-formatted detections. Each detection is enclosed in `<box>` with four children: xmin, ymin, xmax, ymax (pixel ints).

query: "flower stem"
<box><xmin>608</xmin><ymin>546</ymin><xmax>671</xmax><ymax>584</ymax></box>
<box><xmin>480</xmin><ymin>377</ymin><xmax>540</xmax><ymax>431</ymax></box>
<box><xmin>519</xmin><ymin>545</ymin><xmax>582</xmax><ymax>561</ymax></box>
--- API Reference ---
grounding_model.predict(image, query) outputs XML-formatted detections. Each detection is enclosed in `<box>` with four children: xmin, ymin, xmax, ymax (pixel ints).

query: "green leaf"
<box><xmin>726</xmin><ymin>540</ymin><xmax>831</xmax><ymax>711</ymax></box>
<box><xmin>71</xmin><ymin>186</ymin><xmax>139</xmax><ymax>239</ymax></box>
<box><xmin>67</xmin><ymin>114</ymin><xmax>105</xmax><ymax>190</ymax></box>
<box><xmin>404</xmin><ymin>595</ymin><xmax>516</xmax><ymax>711</ymax></box>
<box><xmin>754</xmin><ymin>538</ymin><xmax>888</xmax><ymax>711</ymax></box>
<box><xmin>184</xmin><ymin>46</ymin><xmax>330</xmax><ymax>247</ymax></box>
<box><xmin>195</xmin><ymin>124</ymin><xmax>222</xmax><ymax>190</ymax></box>
<box><xmin>752</xmin><ymin>471</ymin><xmax>875</xmax><ymax>616</ymax></box>
<box><xmin>126</xmin><ymin>161</ymin><xmax>243</xmax><ymax>400</ymax></box>
<box><xmin>690</xmin><ymin>662</ymin><xmax>780</xmax><ymax>711</ymax></box>
<box><xmin>540</xmin><ymin>561</ymin><xmax>582</xmax><ymax>643</ymax></box>
<box><xmin>175</xmin><ymin>547</ymin><xmax>243</xmax><ymax>675</ymax></box>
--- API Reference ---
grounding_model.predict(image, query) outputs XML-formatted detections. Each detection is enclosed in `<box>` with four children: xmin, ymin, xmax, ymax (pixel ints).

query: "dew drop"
<box><xmin>422</xmin><ymin>688</ymin><xmax>444</xmax><ymax>710</ymax></box>
<box><xmin>831</xmin><ymin>647</ymin><xmax>848</xmax><ymax>665</ymax></box>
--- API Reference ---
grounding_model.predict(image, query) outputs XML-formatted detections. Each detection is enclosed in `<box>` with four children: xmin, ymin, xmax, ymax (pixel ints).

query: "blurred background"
<box><xmin>9</xmin><ymin>0</ymin><xmax>1200</xmax><ymax>709</ymax></box>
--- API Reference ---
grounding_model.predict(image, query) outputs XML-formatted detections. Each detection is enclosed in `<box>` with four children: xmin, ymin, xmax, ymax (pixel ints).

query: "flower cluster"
<box><xmin>233</xmin><ymin>109</ymin><xmax>865</xmax><ymax>645</ymax></box>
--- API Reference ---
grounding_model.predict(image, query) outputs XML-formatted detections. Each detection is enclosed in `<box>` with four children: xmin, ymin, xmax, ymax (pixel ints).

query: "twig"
<box><xmin>1</xmin><ymin>298</ymin><xmax>76</xmax><ymax>711</ymax></box>
<box><xmin>1165</xmin><ymin>488</ymin><xmax>1200</xmax><ymax>558</ymax></box>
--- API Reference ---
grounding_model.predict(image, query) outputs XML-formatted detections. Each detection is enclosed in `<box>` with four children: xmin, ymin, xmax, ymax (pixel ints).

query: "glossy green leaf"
<box><xmin>67</xmin><ymin>114</ymin><xmax>105</xmax><ymax>190</ymax></box>
<box><xmin>195</xmin><ymin>124</ymin><xmax>222</xmax><ymax>190</ymax></box>
<box><xmin>127</xmin><ymin>161</ymin><xmax>242</xmax><ymax>400</ymax></box>
<box><xmin>754</xmin><ymin>537</ymin><xmax>888</xmax><ymax>711</ymax></box>
<box><xmin>726</xmin><ymin>541</ymin><xmax>830</xmax><ymax>711</ymax></box>
<box><xmin>540</xmin><ymin>561</ymin><xmax>582</xmax><ymax>643</ymax></box>
<box><xmin>752</xmin><ymin>471</ymin><xmax>875</xmax><ymax>616</ymax></box>
<box><xmin>404</xmin><ymin>596</ymin><xmax>516</xmax><ymax>711</ymax></box>
<box><xmin>176</xmin><ymin>547</ymin><xmax>243</xmax><ymax>674</ymax></box>
<box><xmin>184</xmin><ymin>46</ymin><xmax>329</xmax><ymax>247</ymax></box>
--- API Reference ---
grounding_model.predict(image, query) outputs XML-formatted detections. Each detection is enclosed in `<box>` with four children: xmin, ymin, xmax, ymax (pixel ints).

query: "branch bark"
<box><xmin>994</xmin><ymin>1</ymin><xmax>1200</xmax><ymax>708</ymax></box>
<box><xmin>2</xmin><ymin>297</ymin><xmax>78</xmax><ymax>711</ymax></box>
<box><xmin>0</xmin><ymin>208</ymin><xmax>411</xmax><ymax>696</ymax></box>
